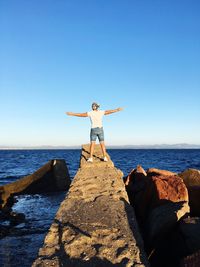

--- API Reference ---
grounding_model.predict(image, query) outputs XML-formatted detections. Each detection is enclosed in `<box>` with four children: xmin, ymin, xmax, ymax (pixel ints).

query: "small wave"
<box><xmin>1</xmin><ymin>175</ymin><xmax>22</xmax><ymax>180</ymax></box>
<box><xmin>192</xmin><ymin>164</ymin><xmax>200</xmax><ymax>169</ymax></box>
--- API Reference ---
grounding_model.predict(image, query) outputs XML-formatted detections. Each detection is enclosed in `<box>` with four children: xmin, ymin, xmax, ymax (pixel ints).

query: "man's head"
<box><xmin>92</xmin><ymin>102</ymin><xmax>100</xmax><ymax>110</ymax></box>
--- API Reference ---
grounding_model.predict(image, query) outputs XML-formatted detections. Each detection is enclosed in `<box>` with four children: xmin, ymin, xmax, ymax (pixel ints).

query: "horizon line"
<box><xmin>0</xmin><ymin>143</ymin><xmax>200</xmax><ymax>150</ymax></box>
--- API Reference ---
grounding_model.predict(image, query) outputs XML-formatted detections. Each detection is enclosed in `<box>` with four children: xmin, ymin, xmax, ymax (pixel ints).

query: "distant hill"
<box><xmin>0</xmin><ymin>143</ymin><xmax>200</xmax><ymax>149</ymax></box>
<box><xmin>107</xmin><ymin>143</ymin><xmax>200</xmax><ymax>149</ymax></box>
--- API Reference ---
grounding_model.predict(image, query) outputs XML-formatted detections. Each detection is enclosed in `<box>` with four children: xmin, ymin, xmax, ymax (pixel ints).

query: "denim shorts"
<box><xmin>90</xmin><ymin>127</ymin><xmax>104</xmax><ymax>142</ymax></box>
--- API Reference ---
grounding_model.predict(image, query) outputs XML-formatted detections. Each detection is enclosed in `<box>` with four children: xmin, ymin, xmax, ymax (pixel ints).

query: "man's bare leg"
<box><xmin>100</xmin><ymin>141</ymin><xmax>107</xmax><ymax>158</ymax></box>
<box><xmin>89</xmin><ymin>141</ymin><xmax>96</xmax><ymax>158</ymax></box>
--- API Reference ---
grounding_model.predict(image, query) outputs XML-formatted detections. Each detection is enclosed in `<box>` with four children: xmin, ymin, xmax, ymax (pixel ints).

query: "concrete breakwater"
<box><xmin>0</xmin><ymin>159</ymin><xmax>70</xmax><ymax>210</ymax></box>
<box><xmin>32</xmin><ymin>145</ymin><xmax>149</xmax><ymax>266</ymax></box>
<box><xmin>0</xmin><ymin>159</ymin><xmax>71</xmax><ymax>237</ymax></box>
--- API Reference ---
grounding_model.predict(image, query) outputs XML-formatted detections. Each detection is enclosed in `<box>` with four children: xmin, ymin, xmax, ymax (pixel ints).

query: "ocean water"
<box><xmin>1</xmin><ymin>149</ymin><xmax>200</xmax><ymax>186</ymax></box>
<box><xmin>0</xmin><ymin>149</ymin><xmax>200</xmax><ymax>266</ymax></box>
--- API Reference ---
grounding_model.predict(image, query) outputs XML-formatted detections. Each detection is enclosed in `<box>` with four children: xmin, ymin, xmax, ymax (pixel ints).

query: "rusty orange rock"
<box><xmin>150</xmin><ymin>175</ymin><xmax>189</xmax><ymax>209</ymax></box>
<box><xmin>147</xmin><ymin>168</ymin><xmax>176</xmax><ymax>177</ymax></box>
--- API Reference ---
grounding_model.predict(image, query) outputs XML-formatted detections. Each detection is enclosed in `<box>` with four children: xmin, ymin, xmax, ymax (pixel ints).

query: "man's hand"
<box><xmin>65</xmin><ymin>112</ymin><xmax>88</xmax><ymax>117</ymax></box>
<box><xmin>105</xmin><ymin>107</ymin><xmax>124</xmax><ymax>115</ymax></box>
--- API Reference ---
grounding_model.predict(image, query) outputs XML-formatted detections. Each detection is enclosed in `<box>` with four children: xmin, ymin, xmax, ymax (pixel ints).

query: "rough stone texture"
<box><xmin>32</xmin><ymin>145</ymin><xmax>149</xmax><ymax>267</ymax></box>
<box><xmin>124</xmin><ymin>165</ymin><xmax>147</xmax><ymax>187</ymax></box>
<box><xmin>179</xmin><ymin>169</ymin><xmax>200</xmax><ymax>216</ymax></box>
<box><xmin>80</xmin><ymin>143</ymin><xmax>114</xmax><ymax>168</ymax></box>
<box><xmin>187</xmin><ymin>187</ymin><xmax>200</xmax><ymax>216</ymax></box>
<box><xmin>181</xmin><ymin>249</ymin><xmax>200</xmax><ymax>267</ymax></box>
<box><xmin>150</xmin><ymin>175</ymin><xmax>189</xmax><ymax>208</ymax></box>
<box><xmin>125</xmin><ymin>166</ymin><xmax>149</xmax><ymax>225</ymax></box>
<box><xmin>179</xmin><ymin>169</ymin><xmax>200</xmax><ymax>187</ymax></box>
<box><xmin>179</xmin><ymin>217</ymin><xmax>200</xmax><ymax>255</ymax></box>
<box><xmin>147</xmin><ymin>168</ymin><xmax>177</xmax><ymax>177</ymax></box>
<box><xmin>0</xmin><ymin>159</ymin><xmax>70</xmax><ymax>211</ymax></box>
<box><xmin>125</xmin><ymin>168</ymin><xmax>189</xmax><ymax>227</ymax></box>
<box><xmin>146</xmin><ymin>201</ymin><xmax>190</xmax><ymax>245</ymax></box>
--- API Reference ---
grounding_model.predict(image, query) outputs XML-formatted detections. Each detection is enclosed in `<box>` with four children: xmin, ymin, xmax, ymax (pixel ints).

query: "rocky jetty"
<box><xmin>125</xmin><ymin>166</ymin><xmax>200</xmax><ymax>267</ymax></box>
<box><xmin>32</xmin><ymin>144</ymin><xmax>149</xmax><ymax>267</ymax></box>
<box><xmin>0</xmin><ymin>159</ymin><xmax>70</xmax><ymax>236</ymax></box>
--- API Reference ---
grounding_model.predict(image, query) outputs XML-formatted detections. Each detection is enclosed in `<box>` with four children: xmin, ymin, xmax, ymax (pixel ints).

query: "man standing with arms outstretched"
<box><xmin>66</xmin><ymin>103</ymin><xmax>123</xmax><ymax>162</ymax></box>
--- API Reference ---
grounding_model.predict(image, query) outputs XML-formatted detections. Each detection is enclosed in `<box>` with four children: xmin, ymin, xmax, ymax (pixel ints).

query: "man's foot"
<box><xmin>87</xmin><ymin>157</ymin><xmax>93</xmax><ymax>163</ymax></box>
<box><xmin>103</xmin><ymin>156</ymin><xmax>108</xmax><ymax>162</ymax></box>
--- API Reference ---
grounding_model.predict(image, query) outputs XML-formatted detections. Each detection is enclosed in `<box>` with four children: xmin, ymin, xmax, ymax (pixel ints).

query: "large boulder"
<box><xmin>125</xmin><ymin>165</ymin><xmax>151</xmax><ymax>224</ymax></box>
<box><xmin>179</xmin><ymin>217</ymin><xmax>200</xmax><ymax>255</ymax></box>
<box><xmin>187</xmin><ymin>187</ymin><xmax>200</xmax><ymax>216</ymax></box>
<box><xmin>145</xmin><ymin>175</ymin><xmax>189</xmax><ymax>249</ymax></box>
<box><xmin>179</xmin><ymin>169</ymin><xmax>200</xmax><ymax>187</ymax></box>
<box><xmin>125</xmin><ymin>166</ymin><xmax>190</xmax><ymax>253</ymax></box>
<box><xmin>179</xmin><ymin>169</ymin><xmax>200</xmax><ymax>216</ymax></box>
<box><xmin>124</xmin><ymin>165</ymin><xmax>147</xmax><ymax>188</ymax></box>
<box><xmin>181</xmin><ymin>249</ymin><xmax>200</xmax><ymax>267</ymax></box>
<box><xmin>150</xmin><ymin>175</ymin><xmax>189</xmax><ymax>210</ymax></box>
<box><xmin>125</xmin><ymin>167</ymin><xmax>189</xmax><ymax>227</ymax></box>
<box><xmin>146</xmin><ymin>201</ymin><xmax>190</xmax><ymax>245</ymax></box>
<box><xmin>147</xmin><ymin>168</ymin><xmax>176</xmax><ymax>177</ymax></box>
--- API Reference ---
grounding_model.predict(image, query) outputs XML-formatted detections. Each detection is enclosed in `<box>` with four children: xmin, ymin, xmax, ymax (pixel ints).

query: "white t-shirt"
<box><xmin>87</xmin><ymin>110</ymin><xmax>105</xmax><ymax>128</ymax></box>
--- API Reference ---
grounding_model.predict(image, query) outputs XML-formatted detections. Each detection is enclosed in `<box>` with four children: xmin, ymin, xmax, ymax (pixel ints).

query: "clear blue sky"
<box><xmin>0</xmin><ymin>0</ymin><xmax>199</xmax><ymax>147</ymax></box>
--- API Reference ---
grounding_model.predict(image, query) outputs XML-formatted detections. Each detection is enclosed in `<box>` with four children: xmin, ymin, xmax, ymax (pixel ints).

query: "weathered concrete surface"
<box><xmin>32</xmin><ymin>145</ymin><xmax>149</xmax><ymax>267</ymax></box>
<box><xmin>80</xmin><ymin>143</ymin><xmax>114</xmax><ymax>168</ymax></box>
<box><xmin>0</xmin><ymin>159</ymin><xmax>70</xmax><ymax>211</ymax></box>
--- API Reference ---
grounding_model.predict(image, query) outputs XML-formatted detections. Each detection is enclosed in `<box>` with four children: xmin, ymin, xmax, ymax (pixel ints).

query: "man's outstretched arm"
<box><xmin>105</xmin><ymin>107</ymin><xmax>123</xmax><ymax>115</ymax></box>
<box><xmin>65</xmin><ymin>112</ymin><xmax>88</xmax><ymax>117</ymax></box>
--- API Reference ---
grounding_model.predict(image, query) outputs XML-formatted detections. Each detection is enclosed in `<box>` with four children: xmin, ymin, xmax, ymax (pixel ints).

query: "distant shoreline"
<box><xmin>0</xmin><ymin>144</ymin><xmax>200</xmax><ymax>150</ymax></box>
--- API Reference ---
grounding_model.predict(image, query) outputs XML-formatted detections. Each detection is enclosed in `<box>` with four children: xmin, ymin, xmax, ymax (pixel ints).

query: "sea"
<box><xmin>0</xmin><ymin>149</ymin><xmax>200</xmax><ymax>267</ymax></box>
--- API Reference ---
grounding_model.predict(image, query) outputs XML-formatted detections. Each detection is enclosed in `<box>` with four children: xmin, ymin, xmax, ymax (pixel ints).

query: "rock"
<box><xmin>9</xmin><ymin>211</ymin><xmax>26</xmax><ymax>226</ymax></box>
<box><xmin>179</xmin><ymin>217</ymin><xmax>200</xmax><ymax>255</ymax></box>
<box><xmin>32</xmin><ymin>145</ymin><xmax>149</xmax><ymax>267</ymax></box>
<box><xmin>125</xmin><ymin>165</ymin><xmax>147</xmax><ymax>187</ymax></box>
<box><xmin>125</xmin><ymin>165</ymin><xmax>148</xmax><ymax>194</ymax></box>
<box><xmin>144</xmin><ymin>175</ymin><xmax>189</xmax><ymax>246</ymax></box>
<box><xmin>181</xmin><ymin>249</ymin><xmax>200</xmax><ymax>267</ymax></box>
<box><xmin>125</xmin><ymin>166</ymin><xmax>195</xmax><ymax>267</ymax></box>
<box><xmin>150</xmin><ymin>175</ymin><xmax>189</xmax><ymax>209</ymax></box>
<box><xmin>53</xmin><ymin>159</ymin><xmax>71</xmax><ymax>190</ymax></box>
<box><xmin>179</xmin><ymin>169</ymin><xmax>200</xmax><ymax>187</ymax></box>
<box><xmin>124</xmin><ymin>165</ymin><xmax>150</xmax><ymax>225</ymax></box>
<box><xmin>148</xmin><ymin>224</ymin><xmax>188</xmax><ymax>267</ymax></box>
<box><xmin>126</xmin><ymin>169</ymin><xmax>189</xmax><ymax>243</ymax></box>
<box><xmin>146</xmin><ymin>201</ymin><xmax>190</xmax><ymax>245</ymax></box>
<box><xmin>187</xmin><ymin>186</ymin><xmax>200</xmax><ymax>216</ymax></box>
<box><xmin>0</xmin><ymin>159</ymin><xmax>71</xmax><ymax>210</ymax></box>
<box><xmin>0</xmin><ymin>225</ymin><xmax>10</xmax><ymax>238</ymax></box>
<box><xmin>178</xmin><ymin>168</ymin><xmax>200</xmax><ymax>216</ymax></box>
<box><xmin>147</xmin><ymin>168</ymin><xmax>177</xmax><ymax>177</ymax></box>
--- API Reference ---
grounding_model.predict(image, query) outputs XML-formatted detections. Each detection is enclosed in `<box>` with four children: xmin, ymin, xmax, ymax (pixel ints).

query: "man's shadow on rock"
<box><xmin>82</xmin><ymin>148</ymin><xmax>102</xmax><ymax>161</ymax></box>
